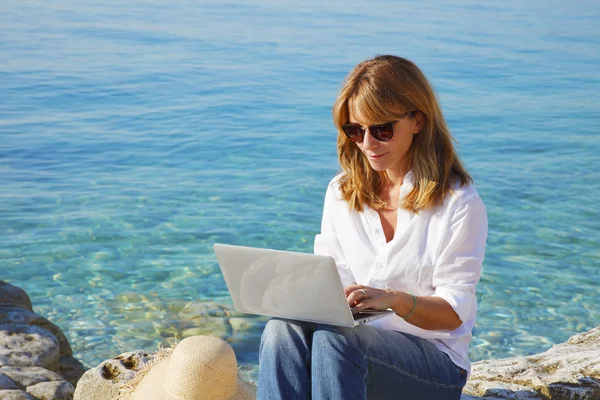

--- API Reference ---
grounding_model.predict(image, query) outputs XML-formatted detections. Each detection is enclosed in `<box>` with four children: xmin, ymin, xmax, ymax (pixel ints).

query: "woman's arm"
<box><xmin>348</xmin><ymin>195</ymin><xmax>488</xmax><ymax>331</ymax></box>
<box><xmin>346</xmin><ymin>286</ymin><xmax>462</xmax><ymax>330</ymax></box>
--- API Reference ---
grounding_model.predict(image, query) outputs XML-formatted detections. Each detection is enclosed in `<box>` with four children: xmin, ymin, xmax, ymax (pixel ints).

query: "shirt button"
<box><xmin>375</xmin><ymin>263</ymin><xmax>383</xmax><ymax>269</ymax></box>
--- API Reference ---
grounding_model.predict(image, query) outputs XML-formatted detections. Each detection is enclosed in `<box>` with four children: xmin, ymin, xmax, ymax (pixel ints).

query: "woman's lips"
<box><xmin>367</xmin><ymin>153</ymin><xmax>387</xmax><ymax>159</ymax></box>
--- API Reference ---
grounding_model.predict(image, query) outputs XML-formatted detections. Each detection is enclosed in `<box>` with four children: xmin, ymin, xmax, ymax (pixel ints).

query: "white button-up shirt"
<box><xmin>314</xmin><ymin>171</ymin><xmax>488</xmax><ymax>374</ymax></box>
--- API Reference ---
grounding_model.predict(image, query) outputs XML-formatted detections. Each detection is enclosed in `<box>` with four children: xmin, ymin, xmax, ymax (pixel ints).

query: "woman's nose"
<box><xmin>362</xmin><ymin>129</ymin><xmax>378</xmax><ymax>150</ymax></box>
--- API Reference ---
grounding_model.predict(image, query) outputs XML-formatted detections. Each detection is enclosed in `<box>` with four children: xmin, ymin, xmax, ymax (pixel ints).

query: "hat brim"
<box><xmin>129</xmin><ymin>357</ymin><xmax>256</xmax><ymax>400</ymax></box>
<box><xmin>232</xmin><ymin>378</ymin><xmax>256</xmax><ymax>400</ymax></box>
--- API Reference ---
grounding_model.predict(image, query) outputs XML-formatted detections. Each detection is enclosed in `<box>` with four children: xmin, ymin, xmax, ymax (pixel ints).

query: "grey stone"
<box><xmin>0</xmin><ymin>282</ymin><xmax>33</xmax><ymax>312</ymax></box>
<box><xmin>0</xmin><ymin>282</ymin><xmax>84</xmax><ymax>399</ymax></box>
<box><xmin>73</xmin><ymin>349</ymin><xmax>161</xmax><ymax>400</ymax></box>
<box><xmin>0</xmin><ymin>324</ymin><xmax>60</xmax><ymax>370</ymax></box>
<box><xmin>57</xmin><ymin>356</ymin><xmax>86</xmax><ymax>389</ymax></box>
<box><xmin>0</xmin><ymin>389</ymin><xmax>37</xmax><ymax>399</ymax></box>
<box><xmin>462</xmin><ymin>381</ymin><xmax>545</xmax><ymax>399</ymax></box>
<box><xmin>0</xmin><ymin>307</ymin><xmax>73</xmax><ymax>356</ymax></box>
<box><xmin>0</xmin><ymin>307</ymin><xmax>72</xmax><ymax>357</ymax></box>
<box><xmin>0</xmin><ymin>371</ymin><xmax>19</xmax><ymax>390</ymax></box>
<box><xmin>462</xmin><ymin>326</ymin><xmax>600</xmax><ymax>400</ymax></box>
<box><xmin>26</xmin><ymin>380</ymin><xmax>74</xmax><ymax>400</ymax></box>
<box><xmin>0</xmin><ymin>366</ymin><xmax>63</xmax><ymax>388</ymax></box>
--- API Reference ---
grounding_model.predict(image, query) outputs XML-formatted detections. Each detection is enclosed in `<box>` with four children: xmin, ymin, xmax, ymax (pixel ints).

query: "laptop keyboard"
<box><xmin>352</xmin><ymin>309</ymin><xmax>391</xmax><ymax>320</ymax></box>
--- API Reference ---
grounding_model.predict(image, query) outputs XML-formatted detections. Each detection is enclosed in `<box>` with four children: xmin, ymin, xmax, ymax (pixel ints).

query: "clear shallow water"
<box><xmin>1</xmin><ymin>0</ymin><xmax>599</xmax><ymax>381</ymax></box>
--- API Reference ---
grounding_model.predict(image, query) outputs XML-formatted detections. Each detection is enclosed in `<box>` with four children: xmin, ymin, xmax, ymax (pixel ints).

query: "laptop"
<box><xmin>213</xmin><ymin>243</ymin><xmax>395</xmax><ymax>327</ymax></box>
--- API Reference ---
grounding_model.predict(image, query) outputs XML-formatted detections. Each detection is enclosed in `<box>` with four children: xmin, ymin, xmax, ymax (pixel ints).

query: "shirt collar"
<box><xmin>399</xmin><ymin>170</ymin><xmax>414</xmax><ymax>199</ymax></box>
<box><xmin>404</xmin><ymin>170</ymin><xmax>414</xmax><ymax>185</ymax></box>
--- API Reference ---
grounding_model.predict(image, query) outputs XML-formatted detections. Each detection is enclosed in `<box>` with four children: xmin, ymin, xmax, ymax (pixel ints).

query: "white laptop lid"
<box><xmin>213</xmin><ymin>243</ymin><xmax>358</xmax><ymax>327</ymax></box>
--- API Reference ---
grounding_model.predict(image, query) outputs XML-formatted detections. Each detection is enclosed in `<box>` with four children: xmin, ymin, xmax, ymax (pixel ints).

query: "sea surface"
<box><xmin>1</xmin><ymin>0</ymin><xmax>599</xmax><ymax>382</ymax></box>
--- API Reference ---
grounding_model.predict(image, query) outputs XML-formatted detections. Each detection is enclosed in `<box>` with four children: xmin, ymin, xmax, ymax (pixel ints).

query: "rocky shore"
<box><xmin>0</xmin><ymin>281</ymin><xmax>86</xmax><ymax>400</ymax></box>
<box><xmin>1</xmin><ymin>280</ymin><xmax>598</xmax><ymax>400</ymax></box>
<box><xmin>461</xmin><ymin>327</ymin><xmax>600</xmax><ymax>399</ymax></box>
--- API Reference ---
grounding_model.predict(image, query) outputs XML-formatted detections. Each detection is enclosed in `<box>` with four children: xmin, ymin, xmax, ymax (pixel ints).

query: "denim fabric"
<box><xmin>257</xmin><ymin>318</ymin><xmax>468</xmax><ymax>400</ymax></box>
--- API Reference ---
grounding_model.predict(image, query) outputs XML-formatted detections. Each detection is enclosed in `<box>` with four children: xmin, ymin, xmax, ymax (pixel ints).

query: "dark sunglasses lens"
<box><xmin>371</xmin><ymin>123</ymin><xmax>394</xmax><ymax>141</ymax></box>
<box><xmin>342</xmin><ymin>124</ymin><xmax>364</xmax><ymax>142</ymax></box>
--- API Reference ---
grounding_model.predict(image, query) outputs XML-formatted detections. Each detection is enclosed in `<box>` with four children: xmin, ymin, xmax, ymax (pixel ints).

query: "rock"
<box><xmin>462</xmin><ymin>381</ymin><xmax>544</xmax><ymax>399</ymax></box>
<box><xmin>26</xmin><ymin>381</ymin><xmax>74</xmax><ymax>400</ymax></box>
<box><xmin>0</xmin><ymin>371</ymin><xmax>19</xmax><ymax>389</ymax></box>
<box><xmin>73</xmin><ymin>349</ymin><xmax>162</xmax><ymax>400</ymax></box>
<box><xmin>0</xmin><ymin>281</ymin><xmax>84</xmax><ymax>399</ymax></box>
<box><xmin>56</xmin><ymin>356</ymin><xmax>86</xmax><ymax>389</ymax></box>
<box><xmin>179</xmin><ymin>319</ymin><xmax>229</xmax><ymax>339</ymax></box>
<box><xmin>0</xmin><ymin>307</ymin><xmax>72</xmax><ymax>357</ymax></box>
<box><xmin>462</xmin><ymin>326</ymin><xmax>600</xmax><ymax>400</ymax></box>
<box><xmin>0</xmin><ymin>390</ymin><xmax>38</xmax><ymax>399</ymax></box>
<box><xmin>0</xmin><ymin>324</ymin><xmax>60</xmax><ymax>370</ymax></box>
<box><xmin>0</xmin><ymin>366</ymin><xmax>64</xmax><ymax>388</ymax></box>
<box><xmin>0</xmin><ymin>282</ymin><xmax>33</xmax><ymax>312</ymax></box>
<box><xmin>178</xmin><ymin>301</ymin><xmax>232</xmax><ymax>320</ymax></box>
<box><xmin>229</xmin><ymin>317</ymin><xmax>251</xmax><ymax>333</ymax></box>
<box><xmin>175</xmin><ymin>301</ymin><xmax>236</xmax><ymax>340</ymax></box>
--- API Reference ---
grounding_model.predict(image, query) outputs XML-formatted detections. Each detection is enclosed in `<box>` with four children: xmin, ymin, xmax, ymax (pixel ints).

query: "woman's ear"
<box><xmin>412</xmin><ymin>111</ymin><xmax>424</xmax><ymax>134</ymax></box>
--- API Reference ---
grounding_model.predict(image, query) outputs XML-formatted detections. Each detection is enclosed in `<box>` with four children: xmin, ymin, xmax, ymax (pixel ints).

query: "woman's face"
<box><xmin>348</xmin><ymin>100</ymin><xmax>422</xmax><ymax>177</ymax></box>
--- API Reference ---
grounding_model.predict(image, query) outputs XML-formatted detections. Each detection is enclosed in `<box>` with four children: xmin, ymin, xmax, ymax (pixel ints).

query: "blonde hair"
<box><xmin>332</xmin><ymin>55</ymin><xmax>472</xmax><ymax>213</ymax></box>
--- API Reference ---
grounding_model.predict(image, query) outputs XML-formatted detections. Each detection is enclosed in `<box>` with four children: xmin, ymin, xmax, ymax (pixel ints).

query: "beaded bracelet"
<box><xmin>400</xmin><ymin>293</ymin><xmax>417</xmax><ymax>320</ymax></box>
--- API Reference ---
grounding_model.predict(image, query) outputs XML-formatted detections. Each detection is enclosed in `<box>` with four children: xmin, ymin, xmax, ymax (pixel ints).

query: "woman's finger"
<box><xmin>347</xmin><ymin>289</ymin><xmax>366</xmax><ymax>306</ymax></box>
<box><xmin>350</xmin><ymin>301</ymin><xmax>367</xmax><ymax>314</ymax></box>
<box><xmin>352</xmin><ymin>294</ymin><xmax>390</xmax><ymax>313</ymax></box>
<box><xmin>351</xmin><ymin>299</ymin><xmax>376</xmax><ymax>313</ymax></box>
<box><xmin>344</xmin><ymin>284</ymin><xmax>365</xmax><ymax>296</ymax></box>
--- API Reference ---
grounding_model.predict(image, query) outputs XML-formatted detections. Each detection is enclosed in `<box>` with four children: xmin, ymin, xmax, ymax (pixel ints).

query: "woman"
<box><xmin>257</xmin><ymin>55</ymin><xmax>488</xmax><ymax>400</ymax></box>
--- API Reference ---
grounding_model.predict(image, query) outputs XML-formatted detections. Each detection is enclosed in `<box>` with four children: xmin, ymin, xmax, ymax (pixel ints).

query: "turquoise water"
<box><xmin>1</xmin><ymin>0</ymin><xmax>599</xmax><ymax>381</ymax></box>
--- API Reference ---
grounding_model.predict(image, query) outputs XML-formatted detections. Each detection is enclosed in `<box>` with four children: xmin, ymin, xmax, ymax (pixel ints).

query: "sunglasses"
<box><xmin>341</xmin><ymin>111</ymin><xmax>414</xmax><ymax>143</ymax></box>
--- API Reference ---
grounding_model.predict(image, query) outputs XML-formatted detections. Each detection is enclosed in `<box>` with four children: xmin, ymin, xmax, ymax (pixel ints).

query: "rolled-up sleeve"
<box><xmin>314</xmin><ymin>183</ymin><xmax>356</xmax><ymax>288</ymax></box>
<box><xmin>432</xmin><ymin>196</ymin><xmax>488</xmax><ymax>324</ymax></box>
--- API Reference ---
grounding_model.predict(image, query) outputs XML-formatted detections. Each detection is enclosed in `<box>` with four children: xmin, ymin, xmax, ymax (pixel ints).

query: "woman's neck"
<box><xmin>384</xmin><ymin>159</ymin><xmax>410</xmax><ymax>189</ymax></box>
<box><xmin>383</xmin><ymin>170</ymin><xmax>407</xmax><ymax>191</ymax></box>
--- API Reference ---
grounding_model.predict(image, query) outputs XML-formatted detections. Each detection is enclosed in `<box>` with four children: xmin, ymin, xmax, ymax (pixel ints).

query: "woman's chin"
<box><xmin>368</xmin><ymin>160</ymin><xmax>388</xmax><ymax>171</ymax></box>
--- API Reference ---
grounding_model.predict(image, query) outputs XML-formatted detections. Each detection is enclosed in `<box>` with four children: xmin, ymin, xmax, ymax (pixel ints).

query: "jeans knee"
<box><xmin>262</xmin><ymin>318</ymin><xmax>297</xmax><ymax>338</ymax></box>
<box><xmin>260</xmin><ymin>319</ymin><xmax>316</xmax><ymax>370</ymax></box>
<box><xmin>312</xmin><ymin>326</ymin><xmax>357</xmax><ymax>353</ymax></box>
<box><xmin>311</xmin><ymin>327</ymin><xmax>367</xmax><ymax>380</ymax></box>
<box><xmin>261</xmin><ymin>319</ymin><xmax>311</xmax><ymax>349</ymax></box>
<box><xmin>263</xmin><ymin>318</ymin><xmax>288</xmax><ymax>334</ymax></box>
<box><xmin>261</xmin><ymin>319</ymin><xmax>288</xmax><ymax>346</ymax></box>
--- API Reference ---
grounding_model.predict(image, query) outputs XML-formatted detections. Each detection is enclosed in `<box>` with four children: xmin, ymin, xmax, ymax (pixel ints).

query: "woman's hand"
<box><xmin>345</xmin><ymin>284</ymin><xmax>463</xmax><ymax>330</ymax></box>
<box><xmin>345</xmin><ymin>284</ymin><xmax>402</xmax><ymax>314</ymax></box>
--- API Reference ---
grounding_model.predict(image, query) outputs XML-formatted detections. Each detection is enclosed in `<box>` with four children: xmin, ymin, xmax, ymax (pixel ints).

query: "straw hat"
<box><xmin>120</xmin><ymin>336</ymin><xmax>256</xmax><ymax>400</ymax></box>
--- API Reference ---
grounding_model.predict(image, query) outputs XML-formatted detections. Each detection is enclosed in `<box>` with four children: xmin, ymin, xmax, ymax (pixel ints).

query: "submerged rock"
<box><xmin>462</xmin><ymin>326</ymin><xmax>600</xmax><ymax>400</ymax></box>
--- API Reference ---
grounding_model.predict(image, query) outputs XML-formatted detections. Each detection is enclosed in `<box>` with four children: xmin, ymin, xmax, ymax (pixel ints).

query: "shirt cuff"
<box><xmin>432</xmin><ymin>285</ymin><xmax>475</xmax><ymax>324</ymax></box>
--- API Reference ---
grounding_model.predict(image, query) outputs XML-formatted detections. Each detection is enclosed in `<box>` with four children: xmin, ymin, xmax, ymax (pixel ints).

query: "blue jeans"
<box><xmin>257</xmin><ymin>318</ymin><xmax>468</xmax><ymax>400</ymax></box>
